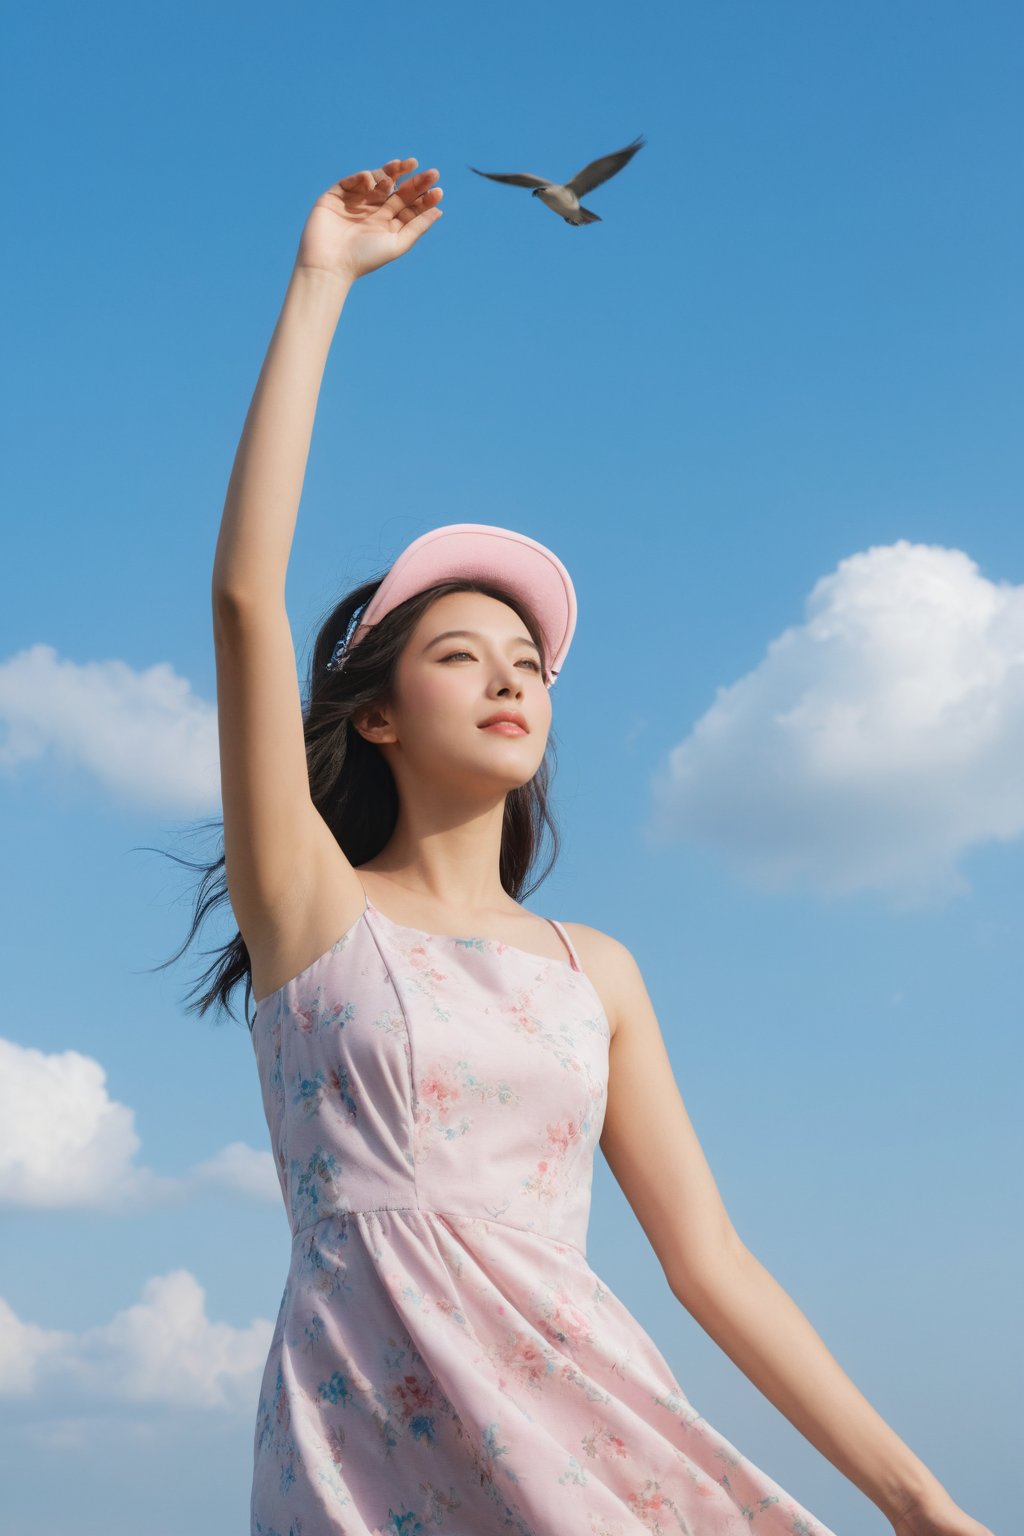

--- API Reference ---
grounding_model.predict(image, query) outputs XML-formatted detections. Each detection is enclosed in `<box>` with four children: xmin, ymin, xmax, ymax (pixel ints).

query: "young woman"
<box><xmin>202</xmin><ymin>158</ymin><xmax>992</xmax><ymax>1535</ymax></box>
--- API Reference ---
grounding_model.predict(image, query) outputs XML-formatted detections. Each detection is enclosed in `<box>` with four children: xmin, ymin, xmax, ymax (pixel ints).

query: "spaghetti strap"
<box><xmin>545</xmin><ymin>916</ymin><xmax>582</xmax><ymax>971</ymax></box>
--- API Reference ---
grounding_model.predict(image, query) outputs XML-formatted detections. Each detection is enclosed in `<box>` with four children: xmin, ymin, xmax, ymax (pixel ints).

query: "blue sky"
<box><xmin>1</xmin><ymin>2</ymin><xmax>1021</xmax><ymax>1532</ymax></box>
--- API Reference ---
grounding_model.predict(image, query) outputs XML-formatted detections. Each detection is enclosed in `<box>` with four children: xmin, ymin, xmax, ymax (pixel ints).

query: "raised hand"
<box><xmin>294</xmin><ymin>158</ymin><xmax>443</xmax><ymax>284</ymax></box>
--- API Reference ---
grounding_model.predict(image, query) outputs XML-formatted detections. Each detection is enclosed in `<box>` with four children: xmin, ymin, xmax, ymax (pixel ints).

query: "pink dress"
<box><xmin>249</xmin><ymin>891</ymin><xmax>838</xmax><ymax>1535</ymax></box>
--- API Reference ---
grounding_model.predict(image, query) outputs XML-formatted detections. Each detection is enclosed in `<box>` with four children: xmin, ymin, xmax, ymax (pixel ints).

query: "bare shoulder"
<box><xmin>560</xmin><ymin>921</ymin><xmax>642</xmax><ymax>1040</ymax></box>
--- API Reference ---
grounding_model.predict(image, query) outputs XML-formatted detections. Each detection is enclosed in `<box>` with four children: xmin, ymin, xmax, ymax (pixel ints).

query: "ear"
<box><xmin>351</xmin><ymin>704</ymin><xmax>397</xmax><ymax>746</ymax></box>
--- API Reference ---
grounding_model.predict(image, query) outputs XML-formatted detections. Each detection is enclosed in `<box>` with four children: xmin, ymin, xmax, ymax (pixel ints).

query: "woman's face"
<box><xmin>367</xmin><ymin>590</ymin><xmax>552</xmax><ymax>799</ymax></box>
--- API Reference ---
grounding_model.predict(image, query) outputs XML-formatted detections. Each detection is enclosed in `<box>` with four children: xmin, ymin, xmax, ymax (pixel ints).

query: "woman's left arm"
<box><xmin>592</xmin><ymin>933</ymin><xmax>996</xmax><ymax>1536</ymax></box>
<box><xmin>678</xmin><ymin>1240</ymin><xmax>991</xmax><ymax>1536</ymax></box>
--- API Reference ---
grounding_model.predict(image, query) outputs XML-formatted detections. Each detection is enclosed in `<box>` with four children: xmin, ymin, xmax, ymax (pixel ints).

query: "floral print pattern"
<box><xmin>249</xmin><ymin>896</ymin><xmax>837</xmax><ymax>1534</ymax></box>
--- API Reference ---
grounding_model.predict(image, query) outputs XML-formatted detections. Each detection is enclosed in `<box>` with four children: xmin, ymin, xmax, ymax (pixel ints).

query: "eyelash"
<box><xmin>440</xmin><ymin>650</ymin><xmax>541</xmax><ymax>672</ymax></box>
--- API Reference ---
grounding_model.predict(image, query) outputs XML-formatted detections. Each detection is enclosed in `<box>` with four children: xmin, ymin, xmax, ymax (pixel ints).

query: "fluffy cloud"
<box><xmin>0</xmin><ymin>643</ymin><xmax>218</xmax><ymax>811</ymax></box>
<box><xmin>0</xmin><ymin>1037</ymin><xmax>278</xmax><ymax>1210</ymax></box>
<box><xmin>0</xmin><ymin>1037</ymin><xmax>178</xmax><ymax>1209</ymax></box>
<box><xmin>649</xmin><ymin>541</ymin><xmax>1024</xmax><ymax>902</ymax></box>
<box><xmin>0</xmin><ymin>1271</ymin><xmax>272</xmax><ymax>1412</ymax></box>
<box><xmin>191</xmin><ymin>1140</ymin><xmax>281</xmax><ymax>1203</ymax></box>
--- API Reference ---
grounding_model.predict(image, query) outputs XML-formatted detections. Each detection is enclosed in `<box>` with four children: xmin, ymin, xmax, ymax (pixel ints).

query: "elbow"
<box><xmin>212</xmin><ymin>579</ymin><xmax>283</xmax><ymax>627</ymax></box>
<box><xmin>212</xmin><ymin>575</ymin><xmax>244</xmax><ymax>616</ymax></box>
<box><xmin>212</xmin><ymin>579</ymin><xmax>253</xmax><ymax>616</ymax></box>
<box><xmin>666</xmin><ymin>1226</ymin><xmax>750</xmax><ymax>1308</ymax></box>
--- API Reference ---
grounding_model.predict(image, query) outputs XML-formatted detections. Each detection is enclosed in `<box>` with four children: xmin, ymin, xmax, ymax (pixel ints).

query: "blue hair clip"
<box><xmin>326</xmin><ymin>607</ymin><xmax>367</xmax><ymax>673</ymax></box>
<box><xmin>325</xmin><ymin>636</ymin><xmax>349</xmax><ymax>672</ymax></box>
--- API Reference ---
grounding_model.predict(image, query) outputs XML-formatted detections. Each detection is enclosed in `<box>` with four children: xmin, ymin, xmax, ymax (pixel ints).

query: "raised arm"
<box><xmin>211</xmin><ymin>160</ymin><xmax>443</xmax><ymax>949</ymax></box>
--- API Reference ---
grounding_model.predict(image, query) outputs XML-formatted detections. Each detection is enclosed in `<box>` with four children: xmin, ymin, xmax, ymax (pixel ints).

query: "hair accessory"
<box><xmin>325</xmin><ymin>636</ymin><xmax>349</xmax><ymax>671</ymax></box>
<box><xmin>325</xmin><ymin>609</ymin><xmax>365</xmax><ymax>674</ymax></box>
<box><xmin>326</xmin><ymin>523</ymin><xmax>577</xmax><ymax>687</ymax></box>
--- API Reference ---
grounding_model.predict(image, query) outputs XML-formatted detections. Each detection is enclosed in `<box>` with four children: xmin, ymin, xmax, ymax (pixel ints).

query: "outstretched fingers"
<box><xmin>323</xmin><ymin>158</ymin><xmax>443</xmax><ymax>250</ymax></box>
<box><xmin>337</xmin><ymin>157</ymin><xmax>417</xmax><ymax>192</ymax></box>
<box><xmin>392</xmin><ymin>181</ymin><xmax>444</xmax><ymax>249</ymax></box>
<box><xmin>387</xmin><ymin>168</ymin><xmax>441</xmax><ymax>217</ymax></box>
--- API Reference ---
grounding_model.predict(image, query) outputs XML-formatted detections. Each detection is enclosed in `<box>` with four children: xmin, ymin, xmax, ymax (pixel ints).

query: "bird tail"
<box><xmin>574</xmin><ymin>206</ymin><xmax>602</xmax><ymax>224</ymax></box>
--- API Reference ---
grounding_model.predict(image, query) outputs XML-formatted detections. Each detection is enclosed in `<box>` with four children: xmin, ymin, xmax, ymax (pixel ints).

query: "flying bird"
<box><xmin>468</xmin><ymin>134</ymin><xmax>646</xmax><ymax>226</ymax></box>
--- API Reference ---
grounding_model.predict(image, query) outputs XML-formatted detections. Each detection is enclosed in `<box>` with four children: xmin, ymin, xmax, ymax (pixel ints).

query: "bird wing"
<box><xmin>565</xmin><ymin>135</ymin><xmax>646</xmax><ymax>197</ymax></box>
<box><xmin>467</xmin><ymin>165</ymin><xmax>550</xmax><ymax>189</ymax></box>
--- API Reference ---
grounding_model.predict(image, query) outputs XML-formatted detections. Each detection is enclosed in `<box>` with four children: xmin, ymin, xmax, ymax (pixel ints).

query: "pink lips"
<box><xmin>481</xmin><ymin>721</ymin><xmax>527</xmax><ymax>735</ymax></box>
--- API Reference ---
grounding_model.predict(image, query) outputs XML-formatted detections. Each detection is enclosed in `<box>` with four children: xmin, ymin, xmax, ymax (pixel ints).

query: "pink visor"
<box><xmin>347</xmin><ymin>523</ymin><xmax>577</xmax><ymax>686</ymax></box>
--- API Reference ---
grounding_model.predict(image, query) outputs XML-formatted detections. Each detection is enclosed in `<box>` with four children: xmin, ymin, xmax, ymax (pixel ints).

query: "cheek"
<box><xmin>401</xmin><ymin>671</ymin><xmax>469</xmax><ymax>735</ymax></box>
<box><xmin>417</xmin><ymin>671</ymin><xmax>462</xmax><ymax>711</ymax></box>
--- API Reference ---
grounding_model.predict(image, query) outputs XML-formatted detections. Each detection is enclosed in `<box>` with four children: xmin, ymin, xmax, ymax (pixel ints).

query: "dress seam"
<box><xmin>361</xmin><ymin>909</ymin><xmax>423</xmax><ymax>1214</ymax></box>
<box><xmin>291</xmin><ymin>1205</ymin><xmax>588</xmax><ymax>1260</ymax></box>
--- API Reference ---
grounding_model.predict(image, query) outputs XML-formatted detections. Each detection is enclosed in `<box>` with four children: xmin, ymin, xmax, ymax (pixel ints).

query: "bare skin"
<box><xmin>211</xmin><ymin>158</ymin><xmax>995</xmax><ymax>1536</ymax></box>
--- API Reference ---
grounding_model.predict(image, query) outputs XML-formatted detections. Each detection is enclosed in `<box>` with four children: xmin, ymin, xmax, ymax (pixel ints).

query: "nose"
<box><xmin>492</xmin><ymin>658</ymin><xmax>525</xmax><ymax>696</ymax></box>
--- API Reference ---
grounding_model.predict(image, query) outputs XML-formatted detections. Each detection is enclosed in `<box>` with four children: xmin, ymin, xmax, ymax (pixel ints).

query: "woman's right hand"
<box><xmin>294</xmin><ymin>158</ymin><xmax>443</xmax><ymax>285</ymax></box>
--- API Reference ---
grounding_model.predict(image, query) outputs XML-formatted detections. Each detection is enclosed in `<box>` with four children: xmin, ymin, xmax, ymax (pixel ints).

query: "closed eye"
<box><xmin>441</xmin><ymin>650</ymin><xmax>541</xmax><ymax>671</ymax></box>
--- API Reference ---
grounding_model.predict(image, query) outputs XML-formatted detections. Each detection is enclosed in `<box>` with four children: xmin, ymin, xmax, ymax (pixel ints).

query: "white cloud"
<box><xmin>0</xmin><ymin>1037</ymin><xmax>278</xmax><ymax>1210</ymax></box>
<box><xmin>0</xmin><ymin>643</ymin><xmax>218</xmax><ymax>811</ymax></box>
<box><xmin>0</xmin><ymin>1295</ymin><xmax>73</xmax><ymax>1396</ymax></box>
<box><xmin>0</xmin><ymin>1037</ymin><xmax>180</xmax><ymax>1210</ymax></box>
<box><xmin>649</xmin><ymin>541</ymin><xmax>1024</xmax><ymax>903</ymax></box>
<box><xmin>191</xmin><ymin>1140</ymin><xmax>282</xmax><ymax>1203</ymax></box>
<box><xmin>0</xmin><ymin>1271</ymin><xmax>272</xmax><ymax>1412</ymax></box>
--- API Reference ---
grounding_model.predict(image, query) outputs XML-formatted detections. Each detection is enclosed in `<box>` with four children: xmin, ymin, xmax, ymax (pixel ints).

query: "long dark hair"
<box><xmin>145</xmin><ymin>576</ymin><xmax>562</xmax><ymax>1032</ymax></box>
